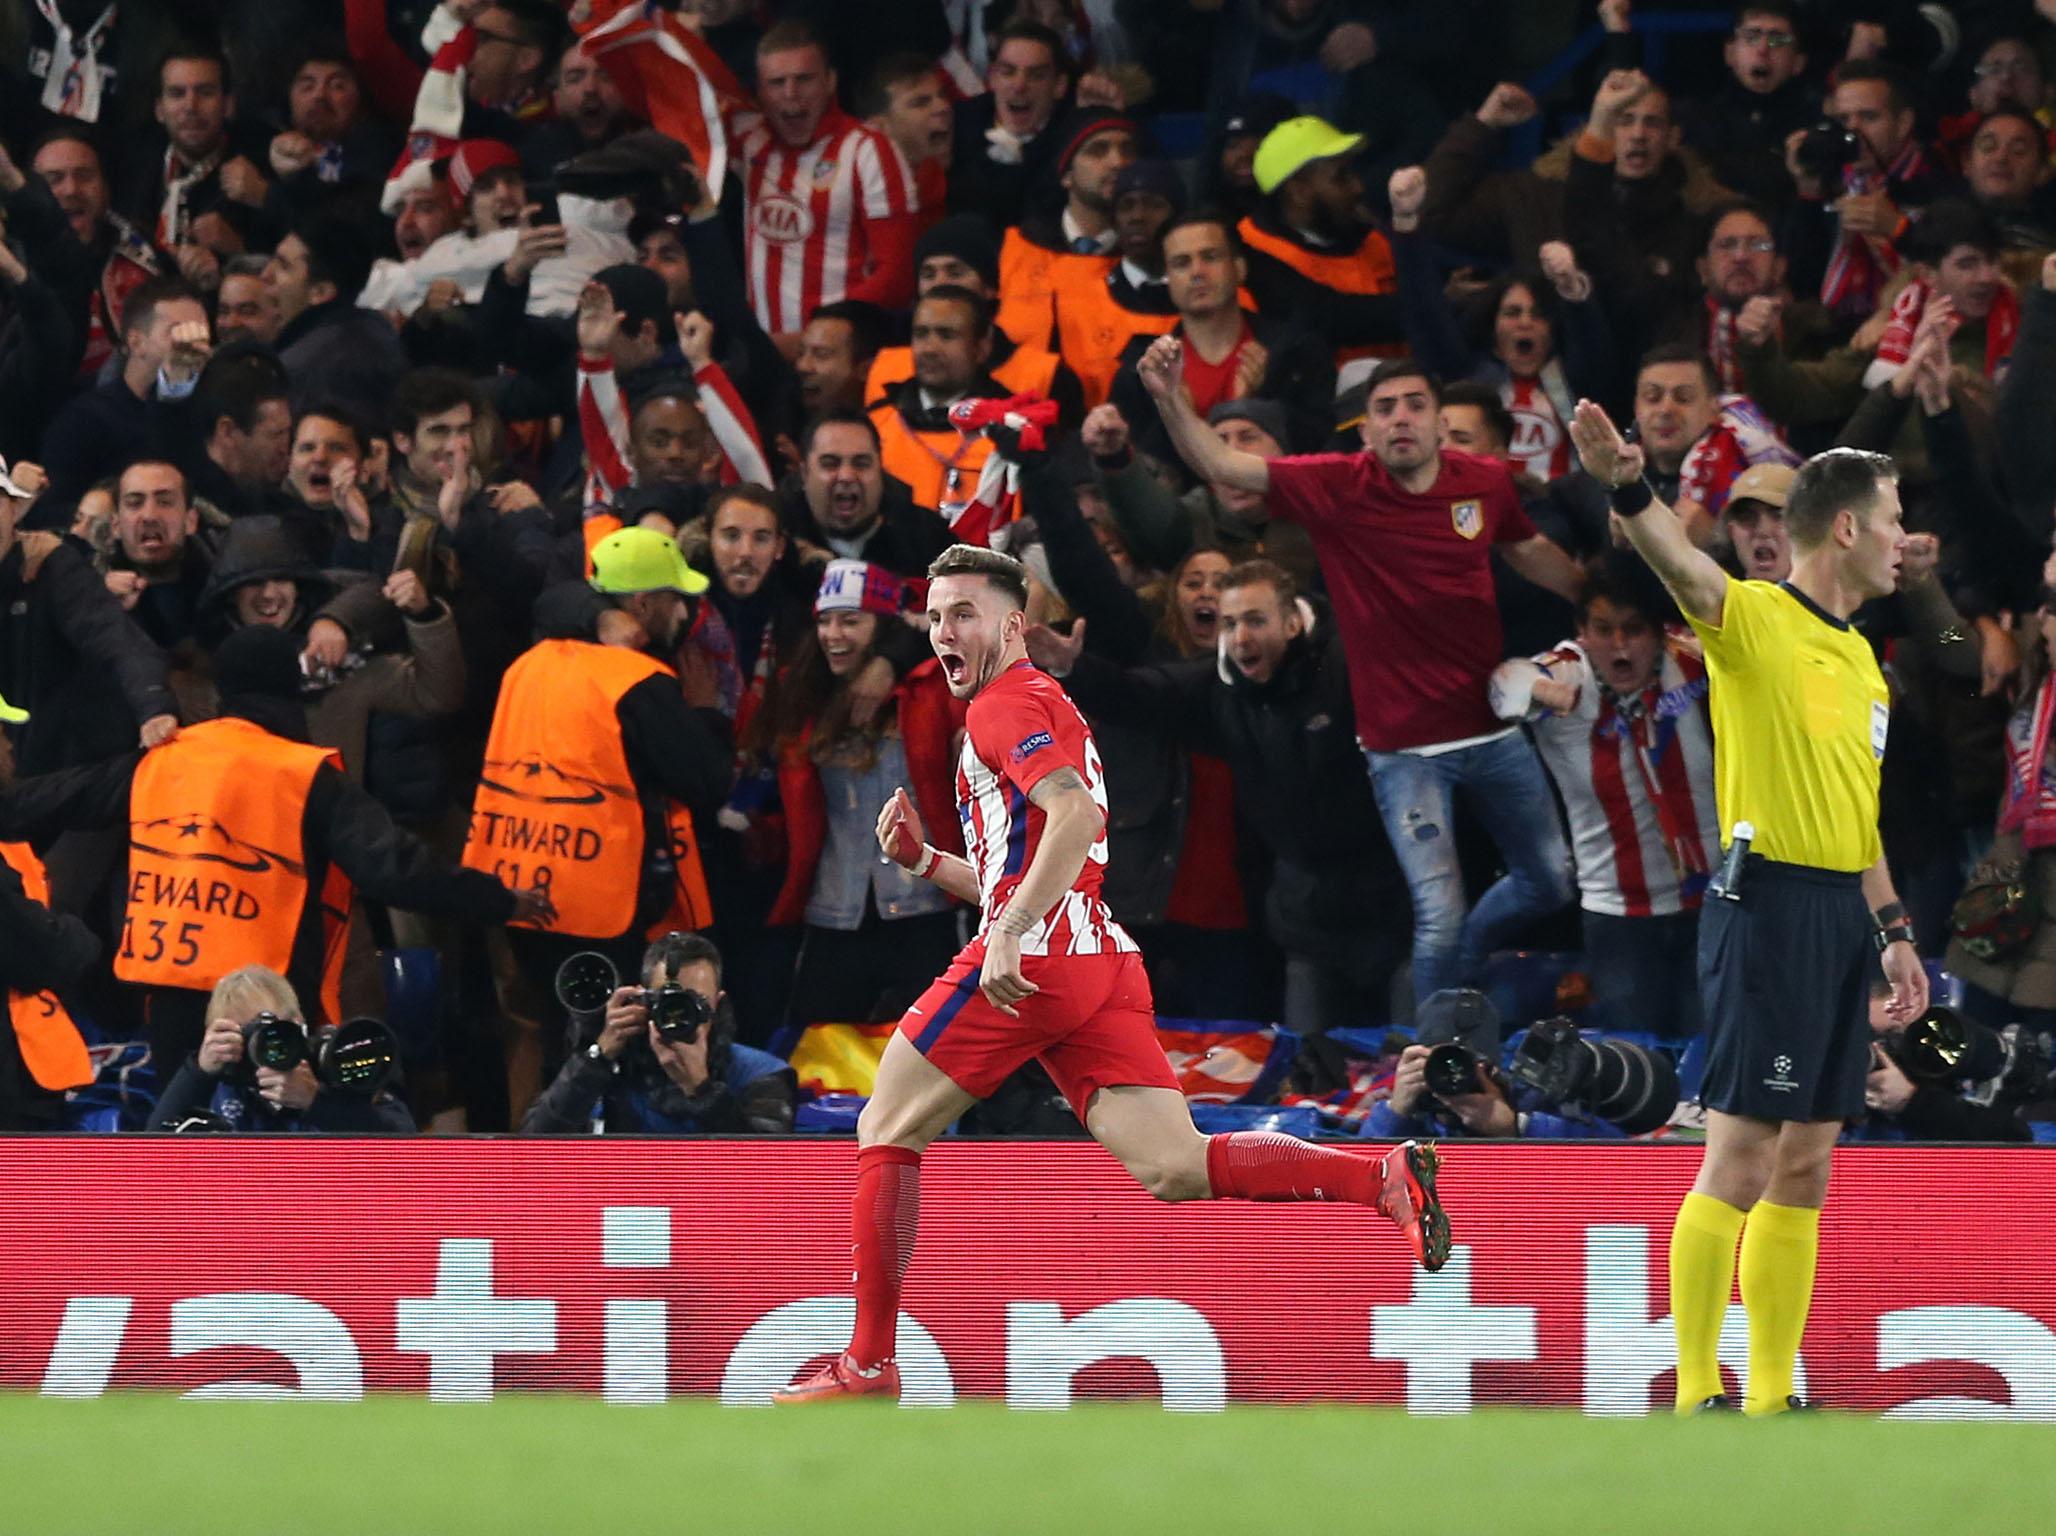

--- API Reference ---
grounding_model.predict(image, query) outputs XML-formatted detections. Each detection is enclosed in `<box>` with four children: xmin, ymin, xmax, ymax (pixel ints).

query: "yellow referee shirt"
<box><xmin>1686</xmin><ymin>579</ymin><xmax>1888</xmax><ymax>873</ymax></box>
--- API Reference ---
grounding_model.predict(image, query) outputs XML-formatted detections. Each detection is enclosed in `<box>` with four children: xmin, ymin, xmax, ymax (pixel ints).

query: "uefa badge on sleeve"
<box><xmin>1451</xmin><ymin>499</ymin><xmax>1483</xmax><ymax>540</ymax></box>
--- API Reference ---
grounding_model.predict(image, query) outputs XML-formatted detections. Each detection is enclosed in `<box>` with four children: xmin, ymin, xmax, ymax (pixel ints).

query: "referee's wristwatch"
<box><xmin>1873</xmin><ymin>901</ymin><xmax>1915</xmax><ymax>952</ymax></box>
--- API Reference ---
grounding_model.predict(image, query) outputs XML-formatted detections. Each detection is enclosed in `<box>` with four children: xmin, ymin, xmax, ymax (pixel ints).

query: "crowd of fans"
<box><xmin>4</xmin><ymin>0</ymin><xmax>2056</xmax><ymax>1142</ymax></box>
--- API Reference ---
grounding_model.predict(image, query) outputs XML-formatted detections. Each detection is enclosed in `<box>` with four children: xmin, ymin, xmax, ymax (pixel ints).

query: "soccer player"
<box><xmin>773</xmin><ymin>545</ymin><xmax>1451</xmax><ymax>1403</ymax></box>
<box><xmin>1568</xmin><ymin>406</ymin><xmax>1927</xmax><ymax>1417</ymax></box>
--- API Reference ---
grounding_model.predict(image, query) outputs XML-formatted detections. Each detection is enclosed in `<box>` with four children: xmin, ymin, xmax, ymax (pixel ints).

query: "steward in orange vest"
<box><xmin>1050</xmin><ymin>158</ymin><xmax>1186</xmax><ymax>407</ymax></box>
<box><xmin>0</xmin><ymin>627</ymin><xmax>530</xmax><ymax>1069</ymax></box>
<box><xmin>1239</xmin><ymin>116</ymin><xmax>1406</xmax><ymax>370</ymax></box>
<box><xmin>867</xmin><ymin>288</ymin><xmax>1019</xmax><ymax>523</ymax></box>
<box><xmin>465</xmin><ymin>528</ymin><xmax>733</xmax><ymax>957</ymax></box>
<box><xmin>867</xmin><ymin>217</ymin><xmax>1087</xmax><ymax>427</ymax></box>
<box><xmin>0</xmin><ymin>756</ymin><xmax>98</xmax><ymax>1124</ymax></box>
<box><xmin>994</xmin><ymin>108</ymin><xmax>1138</xmax><ymax>350</ymax></box>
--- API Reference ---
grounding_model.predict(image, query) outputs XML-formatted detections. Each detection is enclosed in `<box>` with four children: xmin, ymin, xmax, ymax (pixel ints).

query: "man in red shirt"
<box><xmin>774</xmin><ymin>545</ymin><xmax>1451</xmax><ymax>1403</ymax></box>
<box><xmin>1142</xmin><ymin>346</ymin><xmax>1580</xmax><ymax>1005</ymax></box>
<box><xmin>1108</xmin><ymin>211</ymin><xmax>1334</xmax><ymax>462</ymax></box>
<box><xmin>736</xmin><ymin>22</ymin><xmax>919</xmax><ymax>339</ymax></box>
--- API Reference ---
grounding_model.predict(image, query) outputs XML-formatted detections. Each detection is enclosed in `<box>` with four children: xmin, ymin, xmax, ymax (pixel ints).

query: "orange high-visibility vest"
<box><xmin>865</xmin><ymin>342</ymin><xmax>1063</xmax><ymax>408</ymax></box>
<box><xmin>1235</xmin><ymin>217</ymin><xmax>1400</xmax><ymax>364</ymax></box>
<box><xmin>0</xmin><ymin>841</ymin><xmax>92</xmax><ymax>1091</ymax></box>
<box><xmin>869</xmin><ymin>398</ymin><xmax>997</xmax><ymax>519</ymax></box>
<box><xmin>464</xmin><ymin>639</ymin><xmax>676</xmax><ymax>939</ymax></box>
<box><xmin>997</xmin><ymin>229</ymin><xmax>1107</xmax><ymax>349</ymax></box>
<box><xmin>649</xmin><ymin>804</ymin><xmax>715</xmax><ymax>936</ymax></box>
<box><xmin>119</xmin><ymin>717</ymin><xmax>351</xmax><ymax>1023</ymax></box>
<box><xmin>1050</xmin><ymin>263</ymin><xmax>1179</xmax><ymax>408</ymax></box>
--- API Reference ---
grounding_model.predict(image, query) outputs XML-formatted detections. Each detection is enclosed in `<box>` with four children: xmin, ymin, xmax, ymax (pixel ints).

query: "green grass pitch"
<box><xmin>6</xmin><ymin>1393</ymin><xmax>2053</xmax><ymax>1535</ymax></box>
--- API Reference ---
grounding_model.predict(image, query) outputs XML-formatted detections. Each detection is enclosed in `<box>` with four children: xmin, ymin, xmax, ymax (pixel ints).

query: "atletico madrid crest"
<box><xmin>1451</xmin><ymin>499</ymin><xmax>1483</xmax><ymax>540</ymax></box>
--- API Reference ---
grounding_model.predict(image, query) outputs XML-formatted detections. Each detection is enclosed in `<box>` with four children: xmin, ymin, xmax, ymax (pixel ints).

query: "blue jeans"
<box><xmin>1364</xmin><ymin>731</ymin><xmax>1574</xmax><ymax>1006</ymax></box>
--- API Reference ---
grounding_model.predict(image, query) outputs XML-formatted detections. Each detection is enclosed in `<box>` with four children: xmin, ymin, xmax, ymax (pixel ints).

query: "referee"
<box><xmin>1569</xmin><ymin>404</ymin><xmax>1928</xmax><ymax>1417</ymax></box>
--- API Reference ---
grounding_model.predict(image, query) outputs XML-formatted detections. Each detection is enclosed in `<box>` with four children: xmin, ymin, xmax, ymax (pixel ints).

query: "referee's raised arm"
<box><xmin>1569</xmin><ymin>399</ymin><xmax>1728</xmax><ymax>627</ymax></box>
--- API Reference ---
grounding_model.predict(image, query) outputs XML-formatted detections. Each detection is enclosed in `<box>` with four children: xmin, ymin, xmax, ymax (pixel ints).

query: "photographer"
<box><xmin>521</xmin><ymin>932</ymin><xmax>795</xmax><ymax>1135</ymax></box>
<box><xmin>1863</xmin><ymin>991</ymin><xmax>2046</xmax><ymax>1143</ymax></box>
<box><xmin>148</xmin><ymin>966</ymin><xmax>415</xmax><ymax>1133</ymax></box>
<box><xmin>1362</xmin><ymin>989</ymin><xmax>1675</xmax><ymax>1141</ymax></box>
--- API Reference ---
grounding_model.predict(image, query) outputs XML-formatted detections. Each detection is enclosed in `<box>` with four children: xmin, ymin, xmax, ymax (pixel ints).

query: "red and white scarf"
<box><xmin>944</xmin><ymin>394</ymin><xmax>1060</xmax><ymax>550</ymax></box>
<box><xmin>1820</xmin><ymin>140</ymin><xmax>1929</xmax><ymax>320</ymax></box>
<box><xmin>1863</xmin><ymin>274</ymin><xmax>2021</xmax><ymax>387</ymax></box>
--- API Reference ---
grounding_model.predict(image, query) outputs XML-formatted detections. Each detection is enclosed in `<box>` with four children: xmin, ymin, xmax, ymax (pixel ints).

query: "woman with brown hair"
<box><xmin>759</xmin><ymin>560</ymin><xmax>967</xmax><ymax>1026</ymax></box>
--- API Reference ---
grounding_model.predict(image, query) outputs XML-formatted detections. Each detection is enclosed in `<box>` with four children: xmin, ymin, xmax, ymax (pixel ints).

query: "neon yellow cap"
<box><xmin>589</xmin><ymin>527</ymin><xmax>709</xmax><ymax>597</ymax></box>
<box><xmin>0</xmin><ymin>689</ymin><xmax>25</xmax><ymax>724</ymax></box>
<box><xmin>1253</xmin><ymin>116</ymin><xmax>1367</xmax><ymax>195</ymax></box>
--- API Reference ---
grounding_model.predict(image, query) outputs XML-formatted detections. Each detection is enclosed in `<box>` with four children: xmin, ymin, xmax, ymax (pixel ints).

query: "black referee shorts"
<box><xmin>1696</xmin><ymin>857</ymin><xmax>1874</xmax><ymax>1123</ymax></box>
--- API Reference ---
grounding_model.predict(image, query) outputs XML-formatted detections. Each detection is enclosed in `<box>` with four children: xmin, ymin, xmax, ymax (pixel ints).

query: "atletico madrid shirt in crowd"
<box><xmin>737</xmin><ymin>107</ymin><xmax>916</xmax><ymax>333</ymax></box>
<box><xmin>1265</xmin><ymin>449</ymin><xmax>1535</xmax><ymax>752</ymax></box>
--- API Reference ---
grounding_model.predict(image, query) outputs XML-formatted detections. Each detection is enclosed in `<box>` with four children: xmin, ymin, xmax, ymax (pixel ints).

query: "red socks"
<box><xmin>1204</xmin><ymin>1132</ymin><xmax>1381</xmax><ymax>1204</ymax></box>
<box><xmin>848</xmin><ymin>1144</ymin><xmax>922</xmax><ymax>1368</ymax></box>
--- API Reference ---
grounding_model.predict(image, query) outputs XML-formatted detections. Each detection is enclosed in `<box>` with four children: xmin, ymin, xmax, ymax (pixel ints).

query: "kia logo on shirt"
<box><xmin>753</xmin><ymin>194</ymin><xmax>814</xmax><ymax>244</ymax></box>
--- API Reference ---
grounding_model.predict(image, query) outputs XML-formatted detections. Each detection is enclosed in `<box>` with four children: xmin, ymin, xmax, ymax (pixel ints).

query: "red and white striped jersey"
<box><xmin>575</xmin><ymin>355</ymin><xmax>772</xmax><ymax>511</ymax></box>
<box><xmin>1501</xmin><ymin>370</ymin><xmax>1572</xmax><ymax>482</ymax></box>
<box><xmin>1521</xmin><ymin>632</ymin><xmax>1719</xmax><ymax>918</ymax></box>
<box><xmin>738</xmin><ymin>107</ymin><xmax>917</xmax><ymax>334</ymax></box>
<box><xmin>958</xmin><ymin>661</ymin><xmax>1137</xmax><ymax>957</ymax></box>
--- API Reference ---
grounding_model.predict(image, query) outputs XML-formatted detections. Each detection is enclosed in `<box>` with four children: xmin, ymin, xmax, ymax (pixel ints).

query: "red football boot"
<box><xmin>1378</xmin><ymin>1139</ymin><xmax>1453</xmax><ymax>1272</ymax></box>
<box><xmin>771</xmin><ymin>1352</ymin><xmax>902</xmax><ymax>1405</ymax></box>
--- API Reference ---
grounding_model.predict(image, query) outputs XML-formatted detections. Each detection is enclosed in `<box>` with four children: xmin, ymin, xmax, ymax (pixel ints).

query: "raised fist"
<box><xmin>1477</xmin><ymin>82</ymin><xmax>1538</xmax><ymax>130</ymax></box>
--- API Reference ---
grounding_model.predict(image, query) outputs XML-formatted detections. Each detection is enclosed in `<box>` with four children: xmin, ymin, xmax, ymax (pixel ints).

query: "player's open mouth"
<box><xmin>938</xmin><ymin>653</ymin><xmax>967</xmax><ymax>684</ymax></box>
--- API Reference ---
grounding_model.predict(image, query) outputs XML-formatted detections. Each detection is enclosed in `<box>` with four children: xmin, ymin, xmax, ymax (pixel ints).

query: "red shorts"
<box><xmin>899</xmin><ymin>944</ymin><xmax>1177</xmax><ymax>1120</ymax></box>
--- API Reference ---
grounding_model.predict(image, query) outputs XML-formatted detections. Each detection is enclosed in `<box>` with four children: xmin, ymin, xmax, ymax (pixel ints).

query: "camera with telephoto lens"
<box><xmin>555</xmin><ymin>951</ymin><xmax>714</xmax><ymax>1044</ymax></box>
<box><xmin>1507</xmin><ymin>1016</ymin><xmax>1680</xmax><ymax>1135</ymax></box>
<box><xmin>1795</xmin><ymin>120</ymin><xmax>1862</xmax><ymax>182</ymax></box>
<box><xmin>1880</xmin><ymin>1007</ymin><xmax>2056</xmax><ymax>1102</ymax></box>
<box><xmin>1423</xmin><ymin>1043</ymin><xmax>1486</xmax><ymax>1099</ymax></box>
<box><xmin>238</xmin><ymin>1012</ymin><xmax>400</xmax><ymax>1098</ymax></box>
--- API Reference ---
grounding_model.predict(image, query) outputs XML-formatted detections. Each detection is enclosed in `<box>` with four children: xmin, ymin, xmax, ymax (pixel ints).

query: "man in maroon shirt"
<box><xmin>1140</xmin><ymin>345</ymin><xmax>1579</xmax><ymax>1004</ymax></box>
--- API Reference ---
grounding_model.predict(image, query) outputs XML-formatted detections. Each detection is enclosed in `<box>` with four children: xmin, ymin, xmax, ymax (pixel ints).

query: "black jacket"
<box><xmin>0</xmin><ymin>536</ymin><xmax>173</xmax><ymax>774</ymax></box>
<box><xmin>1234</xmin><ymin>204</ymin><xmax>1407</xmax><ymax>358</ymax></box>
<box><xmin>1677</xmin><ymin>77</ymin><xmax>1821</xmax><ymax>214</ymax></box>
<box><xmin>148</xmin><ymin>1056</ymin><xmax>417</xmax><ymax>1133</ymax></box>
<box><xmin>0</xmin><ymin>850</ymin><xmax>99</xmax><ymax>999</ymax></box>
<box><xmin>776</xmin><ymin>475</ymin><xmax>955</xmax><ymax>579</ymax></box>
<box><xmin>0</xmin><ymin>699</ymin><xmax>519</xmax><ymax>1008</ymax></box>
<box><xmin>1109</xmin><ymin>307</ymin><xmax>1336</xmax><ymax>459</ymax></box>
<box><xmin>275</xmin><ymin>299</ymin><xmax>408</xmax><ymax>423</ymax></box>
<box><xmin>1058</xmin><ymin>624</ymin><xmax>1410</xmax><ymax>959</ymax></box>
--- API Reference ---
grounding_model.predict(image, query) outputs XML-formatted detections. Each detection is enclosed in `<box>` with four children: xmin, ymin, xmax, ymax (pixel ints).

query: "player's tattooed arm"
<box><xmin>993</xmin><ymin>769</ymin><xmax>1104</xmax><ymax>939</ymax></box>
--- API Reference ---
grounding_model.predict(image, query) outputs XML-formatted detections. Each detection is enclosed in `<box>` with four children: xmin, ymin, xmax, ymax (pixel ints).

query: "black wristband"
<box><xmin>1609</xmin><ymin>478</ymin><xmax>1654</xmax><ymax>518</ymax></box>
<box><xmin>1875</xmin><ymin>921</ymin><xmax>1916</xmax><ymax>952</ymax></box>
<box><xmin>1872</xmin><ymin>901</ymin><xmax>1907</xmax><ymax>928</ymax></box>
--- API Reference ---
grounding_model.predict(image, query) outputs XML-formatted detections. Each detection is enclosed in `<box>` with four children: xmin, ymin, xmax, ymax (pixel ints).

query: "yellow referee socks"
<box><xmin>1738</xmin><ymin>1200</ymin><xmax>1822</xmax><ymax>1416</ymax></box>
<box><xmin>1669</xmin><ymin>1192</ymin><xmax>1746</xmax><ymax>1412</ymax></box>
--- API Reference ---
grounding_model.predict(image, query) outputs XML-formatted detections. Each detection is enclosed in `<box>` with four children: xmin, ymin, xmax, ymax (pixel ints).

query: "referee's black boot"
<box><xmin>1690</xmin><ymin>1394</ymin><xmax>1737</xmax><ymax>1415</ymax></box>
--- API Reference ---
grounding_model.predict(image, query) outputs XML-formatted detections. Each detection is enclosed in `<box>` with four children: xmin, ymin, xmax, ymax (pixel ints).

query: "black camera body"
<box><xmin>1507</xmin><ymin>1016</ymin><xmax>1680</xmax><ymax>1136</ymax></box>
<box><xmin>556</xmin><ymin>951</ymin><xmax>713</xmax><ymax>1044</ymax></box>
<box><xmin>238</xmin><ymin>1011</ymin><xmax>399</xmax><ymax>1098</ymax></box>
<box><xmin>1795</xmin><ymin>120</ymin><xmax>1861</xmax><ymax>183</ymax></box>
<box><xmin>639</xmin><ymin>981</ymin><xmax>713</xmax><ymax>1043</ymax></box>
